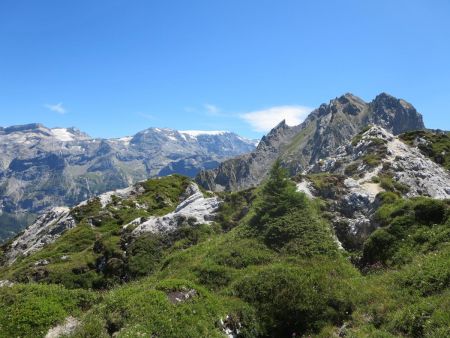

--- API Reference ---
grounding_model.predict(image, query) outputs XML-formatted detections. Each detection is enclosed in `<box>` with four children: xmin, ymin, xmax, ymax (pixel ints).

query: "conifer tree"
<box><xmin>251</xmin><ymin>159</ymin><xmax>305</xmax><ymax>229</ymax></box>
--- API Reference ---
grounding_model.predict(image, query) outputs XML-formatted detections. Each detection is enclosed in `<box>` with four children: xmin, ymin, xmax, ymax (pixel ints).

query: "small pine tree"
<box><xmin>250</xmin><ymin>160</ymin><xmax>337</xmax><ymax>255</ymax></box>
<box><xmin>251</xmin><ymin>159</ymin><xmax>305</xmax><ymax>229</ymax></box>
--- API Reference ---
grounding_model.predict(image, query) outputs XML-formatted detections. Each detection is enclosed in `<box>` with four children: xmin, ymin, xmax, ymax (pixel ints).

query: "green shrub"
<box><xmin>362</xmin><ymin>229</ymin><xmax>396</xmax><ymax>265</ymax></box>
<box><xmin>413</xmin><ymin>199</ymin><xmax>447</xmax><ymax>225</ymax></box>
<box><xmin>211</xmin><ymin>238</ymin><xmax>273</xmax><ymax>269</ymax></box>
<box><xmin>215</xmin><ymin>189</ymin><xmax>255</xmax><ymax>231</ymax></box>
<box><xmin>232</xmin><ymin>263</ymin><xmax>355</xmax><ymax>336</ymax></box>
<box><xmin>363</xmin><ymin>197</ymin><xmax>449</xmax><ymax>267</ymax></box>
<box><xmin>379</xmin><ymin>175</ymin><xmax>410</xmax><ymax>194</ymax></box>
<box><xmin>376</xmin><ymin>191</ymin><xmax>400</xmax><ymax>205</ymax></box>
<box><xmin>126</xmin><ymin>233</ymin><xmax>169</xmax><ymax>278</ymax></box>
<box><xmin>194</xmin><ymin>263</ymin><xmax>233</xmax><ymax>290</ymax></box>
<box><xmin>71</xmin><ymin>198</ymin><xmax>102</xmax><ymax>222</ymax></box>
<box><xmin>0</xmin><ymin>283</ymin><xmax>96</xmax><ymax>338</ymax></box>
<box><xmin>371</xmin><ymin>175</ymin><xmax>381</xmax><ymax>183</ymax></box>
<box><xmin>264</xmin><ymin>208</ymin><xmax>338</xmax><ymax>256</ymax></box>
<box><xmin>389</xmin><ymin>294</ymin><xmax>450</xmax><ymax>338</ymax></box>
<box><xmin>306</xmin><ymin>173</ymin><xmax>345</xmax><ymax>198</ymax></box>
<box><xmin>171</xmin><ymin>222</ymin><xmax>218</xmax><ymax>249</ymax></box>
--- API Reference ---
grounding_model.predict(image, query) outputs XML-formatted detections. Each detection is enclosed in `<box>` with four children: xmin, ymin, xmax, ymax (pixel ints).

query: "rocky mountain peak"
<box><xmin>314</xmin><ymin>93</ymin><xmax>367</xmax><ymax>119</ymax></box>
<box><xmin>258</xmin><ymin>119</ymin><xmax>291</xmax><ymax>149</ymax></box>
<box><xmin>273</xmin><ymin>119</ymin><xmax>288</xmax><ymax>129</ymax></box>
<box><xmin>197</xmin><ymin>93</ymin><xmax>429</xmax><ymax>192</ymax></box>
<box><xmin>337</xmin><ymin>92</ymin><xmax>365</xmax><ymax>105</ymax></box>
<box><xmin>369</xmin><ymin>93</ymin><xmax>424</xmax><ymax>134</ymax></box>
<box><xmin>265</xmin><ymin>119</ymin><xmax>289</xmax><ymax>137</ymax></box>
<box><xmin>332</xmin><ymin>93</ymin><xmax>367</xmax><ymax>116</ymax></box>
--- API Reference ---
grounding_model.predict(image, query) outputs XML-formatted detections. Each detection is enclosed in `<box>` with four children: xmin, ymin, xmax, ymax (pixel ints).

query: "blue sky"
<box><xmin>1</xmin><ymin>0</ymin><xmax>449</xmax><ymax>139</ymax></box>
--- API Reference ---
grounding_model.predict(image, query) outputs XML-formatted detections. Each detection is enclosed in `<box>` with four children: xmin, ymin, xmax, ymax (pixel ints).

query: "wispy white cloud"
<box><xmin>240</xmin><ymin>105</ymin><xmax>312</xmax><ymax>132</ymax></box>
<box><xmin>203</xmin><ymin>103</ymin><xmax>220</xmax><ymax>115</ymax></box>
<box><xmin>45</xmin><ymin>102</ymin><xmax>67</xmax><ymax>114</ymax></box>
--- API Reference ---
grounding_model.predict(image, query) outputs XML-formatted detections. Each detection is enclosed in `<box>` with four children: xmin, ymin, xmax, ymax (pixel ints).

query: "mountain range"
<box><xmin>0</xmin><ymin>92</ymin><xmax>450</xmax><ymax>337</ymax></box>
<box><xmin>0</xmin><ymin>124</ymin><xmax>256</xmax><ymax>240</ymax></box>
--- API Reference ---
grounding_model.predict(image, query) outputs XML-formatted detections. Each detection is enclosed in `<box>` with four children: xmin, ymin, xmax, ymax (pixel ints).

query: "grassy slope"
<box><xmin>0</xmin><ymin>174</ymin><xmax>449</xmax><ymax>337</ymax></box>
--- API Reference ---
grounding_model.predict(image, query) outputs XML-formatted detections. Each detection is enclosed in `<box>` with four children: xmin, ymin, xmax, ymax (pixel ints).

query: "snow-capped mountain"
<box><xmin>0</xmin><ymin>124</ymin><xmax>257</xmax><ymax>240</ymax></box>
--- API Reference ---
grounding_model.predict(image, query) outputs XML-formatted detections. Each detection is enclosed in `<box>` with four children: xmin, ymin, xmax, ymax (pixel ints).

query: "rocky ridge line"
<box><xmin>196</xmin><ymin>92</ymin><xmax>425</xmax><ymax>191</ymax></box>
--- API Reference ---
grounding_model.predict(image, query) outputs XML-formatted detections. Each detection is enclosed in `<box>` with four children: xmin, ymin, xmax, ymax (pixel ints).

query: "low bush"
<box><xmin>0</xmin><ymin>283</ymin><xmax>96</xmax><ymax>338</ymax></box>
<box><xmin>363</xmin><ymin>197</ymin><xmax>449</xmax><ymax>267</ymax></box>
<box><xmin>232</xmin><ymin>262</ymin><xmax>356</xmax><ymax>336</ymax></box>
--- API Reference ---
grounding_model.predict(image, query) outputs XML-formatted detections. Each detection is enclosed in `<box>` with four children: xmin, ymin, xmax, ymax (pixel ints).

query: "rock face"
<box><xmin>0</xmin><ymin>124</ymin><xmax>256</xmax><ymax>240</ymax></box>
<box><xmin>310</xmin><ymin>126</ymin><xmax>450</xmax><ymax>200</ymax></box>
<box><xmin>299</xmin><ymin>125</ymin><xmax>450</xmax><ymax>248</ymax></box>
<box><xmin>197</xmin><ymin>93</ymin><xmax>425</xmax><ymax>191</ymax></box>
<box><xmin>3</xmin><ymin>207</ymin><xmax>75</xmax><ymax>265</ymax></box>
<box><xmin>386</xmin><ymin>136</ymin><xmax>450</xmax><ymax>199</ymax></box>
<box><xmin>127</xmin><ymin>183</ymin><xmax>221</xmax><ymax>235</ymax></box>
<box><xmin>45</xmin><ymin>316</ymin><xmax>80</xmax><ymax>338</ymax></box>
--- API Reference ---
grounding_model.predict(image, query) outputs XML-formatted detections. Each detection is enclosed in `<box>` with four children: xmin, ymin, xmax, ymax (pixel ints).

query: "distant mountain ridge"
<box><xmin>196</xmin><ymin>92</ymin><xmax>425</xmax><ymax>191</ymax></box>
<box><xmin>0</xmin><ymin>124</ymin><xmax>257</xmax><ymax>240</ymax></box>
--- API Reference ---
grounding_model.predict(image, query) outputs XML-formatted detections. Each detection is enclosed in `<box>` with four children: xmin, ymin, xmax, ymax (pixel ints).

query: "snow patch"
<box><xmin>119</xmin><ymin>136</ymin><xmax>132</xmax><ymax>145</ymax></box>
<box><xmin>51</xmin><ymin>128</ymin><xmax>75</xmax><ymax>142</ymax></box>
<box><xmin>180</xmin><ymin>130</ymin><xmax>229</xmax><ymax>137</ymax></box>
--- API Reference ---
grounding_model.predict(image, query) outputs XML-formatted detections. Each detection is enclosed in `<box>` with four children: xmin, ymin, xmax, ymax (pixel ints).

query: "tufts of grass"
<box><xmin>0</xmin><ymin>283</ymin><xmax>97</xmax><ymax>338</ymax></box>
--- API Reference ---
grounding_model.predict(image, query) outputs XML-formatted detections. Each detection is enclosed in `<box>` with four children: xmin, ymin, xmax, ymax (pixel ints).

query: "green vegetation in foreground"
<box><xmin>400</xmin><ymin>130</ymin><xmax>450</xmax><ymax>170</ymax></box>
<box><xmin>362</xmin><ymin>195</ymin><xmax>449</xmax><ymax>267</ymax></box>
<box><xmin>0</xmin><ymin>284</ymin><xmax>97</xmax><ymax>338</ymax></box>
<box><xmin>340</xmin><ymin>194</ymin><xmax>450</xmax><ymax>337</ymax></box>
<box><xmin>0</xmin><ymin>164</ymin><xmax>449</xmax><ymax>337</ymax></box>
